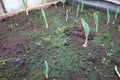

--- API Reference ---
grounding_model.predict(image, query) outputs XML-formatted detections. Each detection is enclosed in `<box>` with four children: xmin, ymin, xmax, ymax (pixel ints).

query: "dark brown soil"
<box><xmin>65</xmin><ymin>27</ymin><xmax>95</xmax><ymax>45</ymax></box>
<box><xmin>0</xmin><ymin>35</ymin><xmax>29</xmax><ymax>58</ymax></box>
<box><xmin>0</xmin><ymin>3</ymin><xmax>120</xmax><ymax>80</ymax></box>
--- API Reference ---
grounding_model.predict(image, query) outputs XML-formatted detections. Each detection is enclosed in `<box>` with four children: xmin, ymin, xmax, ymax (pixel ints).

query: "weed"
<box><xmin>55</xmin><ymin>26</ymin><xmax>66</xmax><ymax>34</ymax></box>
<box><xmin>0</xmin><ymin>60</ymin><xmax>6</xmax><ymax>66</ymax></box>
<box><xmin>41</xmin><ymin>9</ymin><xmax>49</xmax><ymax>28</ymax></box>
<box><xmin>43</xmin><ymin>36</ymin><xmax>51</xmax><ymax>42</ymax></box>
<box><xmin>106</xmin><ymin>52</ymin><xmax>113</xmax><ymax>57</ymax></box>
<box><xmin>93</xmin><ymin>12</ymin><xmax>98</xmax><ymax>32</ymax></box>
<box><xmin>45</xmin><ymin>60</ymin><xmax>49</xmax><ymax>79</ymax></box>
<box><xmin>81</xmin><ymin>18</ymin><xmax>90</xmax><ymax>47</ymax></box>
<box><xmin>76</xmin><ymin>5</ymin><xmax>80</xmax><ymax>17</ymax></box>
<box><xmin>22</xmin><ymin>0</ymin><xmax>28</xmax><ymax>15</ymax></box>
<box><xmin>115</xmin><ymin>6</ymin><xmax>120</xmax><ymax>19</ymax></box>
<box><xmin>8</xmin><ymin>23</ymin><xmax>18</xmax><ymax>31</ymax></box>
<box><xmin>101</xmin><ymin>58</ymin><xmax>107</xmax><ymax>64</ymax></box>
<box><xmin>35</xmin><ymin>41</ymin><xmax>42</xmax><ymax>46</ymax></box>
<box><xmin>107</xmin><ymin>9</ymin><xmax>110</xmax><ymax>25</ymax></box>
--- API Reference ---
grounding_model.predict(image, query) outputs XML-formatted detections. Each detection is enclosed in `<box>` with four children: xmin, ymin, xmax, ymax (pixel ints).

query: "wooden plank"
<box><xmin>104</xmin><ymin>0</ymin><xmax>120</xmax><ymax>5</ymax></box>
<box><xmin>0</xmin><ymin>0</ymin><xmax>61</xmax><ymax>20</ymax></box>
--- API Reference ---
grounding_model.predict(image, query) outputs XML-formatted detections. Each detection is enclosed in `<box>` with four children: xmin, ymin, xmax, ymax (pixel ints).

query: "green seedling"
<box><xmin>81</xmin><ymin>0</ymin><xmax>84</xmax><ymax>13</ymax></box>
<box><xmin>93</xmin><ymin>12</ymin><xmax>99</xmax><ymax>32</ymax></box>
<box><xmin>55</xmin><ymin>26</ymin><xmax>66</xmax><ymax>34</ymax></box>
<box><xmin>61</xmin><ymin>0</ymin><xmax>65</xmax><ymax>8</ymax></box>
<box><xmin>101</xmin><ymin>58</ymin><xmax>107</xmax><ymax>64</ymax></box>
<box><xmin>45</xmin><ymin>60</ymin><xmax>49</xmax><ymax>79</ymax></box>
<box><xmin>107</xmin><ymin>9</ymin><xmax>110</xmax><ymax>25</ymax></box>
<box><xmin>115</xmin><ymin>6</ymin><xmax>120</xmax><ymax>19</ymax></box>
<box><xmin>81</xmin><ymin>18</ymin><xmax>90</xmax><ymax>47</ymax></box>
<box><xmin>66</xmin><ymin>9</ymin><xmax>70</xmax><ymax>22</ymax></box>
<box><xmin>115</xmin><ymin>65</ymin><xmax>120</xmax><ymax>78</ymax></box>
<box><xmin>22</xmin><ymin>0</ymin><xmax>28</xmax><ymax>15</ymax></box>
<box><xmin>55</xmin><ymin>4</ymin><xmax>57</xmax><ymax>9</ymax></box>
<box><xmin>41</xmin><ymin>9</ymin><xmax>48</xmax><ymax>28</ymax></box>
<box><xmin>76</xmin><ymin>5</ymin><xmax>80</xmax><ymax>17</ymax></box>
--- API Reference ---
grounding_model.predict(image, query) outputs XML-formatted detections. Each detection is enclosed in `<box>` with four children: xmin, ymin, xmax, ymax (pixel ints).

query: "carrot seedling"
<box><xmin>93</xmin><ymin>12</ymin><xmax>99</xmax><ymax>32</ymax></box>
<box><xmin>22</xmin><ymin>0</ymin><xmax>28</xmax><ymax>15</ymax></box>
<box><xmin>41</xmin><ymin>9</ymin><xmax>49</xmax><ymax>28</ymax></box>
<box><xmin>81</xmin><ymin>18</ymin><xmax>90</xmax><ymax>47</ymax></box>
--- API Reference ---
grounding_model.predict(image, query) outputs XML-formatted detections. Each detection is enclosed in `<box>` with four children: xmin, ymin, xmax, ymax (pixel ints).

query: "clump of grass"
<box><xmin>66</xmin><ymin>9</ymin><xmax>70</xmax><ymax>22</ymax></box>
<box><xmin>45</xmin><ymin>60</ymin><xmax>49</xmax><ymax>79</ymax></box>
<box><xmin>107</xmin><ymin>9</ymin><xmax>110</xmax><ymax>25</ymax></box>
<box><xmin>115</xmin><ymin>65</ymin><xmax>120</xmax><ymax>78</ymax></box>
<box><xmin>41</xmin><ymin>9</ymin><xmax>48</xmax><ymax>28</ymax></box>
<box><xmin>81</xmin><ymin>0</ymin><xmax>84</xmax><ymax>13</ymax></box>
<box><xmin>115</xmin><ymin>6</ymin><xmax>120</xmax><ymax>19</ymax></box>
<box><xmin>93</xmin><ymin>12</ymin><xmax>99</xmax><ymax>32</ymax></box>
<box><xmin>76</xmin><ymin>5</ymin><xmax>80</xmax><ymax>17</ymax></box>
<box><xmin>81</xmin><ymin>18</ymin><xmax>90</xmax><ymax>47</ymax></box>
<box><xmin>22</xmin><ymin>0</ymin><xmax>28</xmax><ymax>15</ymax></box>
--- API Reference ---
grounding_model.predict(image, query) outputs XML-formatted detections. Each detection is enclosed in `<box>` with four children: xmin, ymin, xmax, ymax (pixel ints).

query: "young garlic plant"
<box><xmin>22</xmin><ymin>0</ymin><xmax>28</xmax><ymax>15</ymax></box>
<box><xmin>115</xmin><ymin>65</ymin><xmax>120</xmax><ymax>78</ymax></box>
<box><xmin>93</xmin><ymin>12</ymin><xmax>99</xmax><ymax>32</ymax></box>
<box><xmin>115</xmin><ymin>6</ymin><xmax>120</xmax><ymax>19</ymax></box>
<box><xmin>61</xmin><ymin>0</ymin><xmax>65</xmax><ymax>8</ymax></box>
<box><xmin>41</xmin><ymin>9</ymin><xmax>49</xmax><ymax>28</ymax></box>
<box><xmin>55</xmin><ymin>3</ymin><xmax>57</xmax><ymax>9</ymax></box>
<box><xmin>107</xmin><ymin>9</ymin><xmax>110</xmax><ymax>25</ymax></box>
<box><xmin>81</xmin><ymin>0</ymin><xmax>84</xmax><ymax>13</ymax></box>
<box><xmin>66</xmin><ymin>9</ymin><xmax>70</xmax><ymax>22</ymax></box>
<box><xmin>76</xmin><ymin>5</ymin><xmax>80</xmax><ymax>17</ymax></box>
<box><xmin>45</xmin><ymin>60</ymin><xmax>49</xmax><ymax>79</ymax></box>
<box><xmin>81</xmin><ymin>18</ymin><xmax>90</xmax><ymax>47</ymax></box>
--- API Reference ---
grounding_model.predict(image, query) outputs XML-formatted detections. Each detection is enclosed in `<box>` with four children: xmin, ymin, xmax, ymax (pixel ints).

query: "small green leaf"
<box><xmin>93</xmin><ymin>12</ymin><xmax>99</xmax><ymax>32</ymax></box>
<box><xmin>41</xmin><ymin>9</ymin><xmax>48</xmax><ymax>28</ymax></box>
<box><xmin>0</xmin><ymin>61</ymin><xmax>6</xmax><ymax>66</ymax></box>
<box><xmin>115</xmin><ymin>6</ymin><xmax>120</xmax><ymax>19</ymax></box>
<box><xmin>107</xmin><ymin>9</ymin><xmax>110</xmax><ymax>25</ymax></box>
<box><xmin>81</xmin><ymin>18</ymin><xmax>89</xmax><ymax>37</ymax></box>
